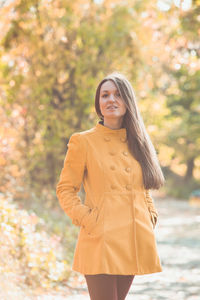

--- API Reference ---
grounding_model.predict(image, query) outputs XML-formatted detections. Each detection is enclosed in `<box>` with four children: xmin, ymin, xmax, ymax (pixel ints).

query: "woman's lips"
<box><xmin>107</xmin><ymin>106</ymin><xmax>118</xmax><ymax>110</ymax></box>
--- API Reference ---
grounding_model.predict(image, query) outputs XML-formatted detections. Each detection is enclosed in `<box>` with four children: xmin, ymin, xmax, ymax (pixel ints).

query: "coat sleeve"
<box><xmin>145</xmin><ymin>189</ymin><xmax>158</xmax><ymax>228</ymax></box>
<box><xmin>56</xmin><ymin>132</ymin><xmax>98</xmax><ymax>228</ymax></box>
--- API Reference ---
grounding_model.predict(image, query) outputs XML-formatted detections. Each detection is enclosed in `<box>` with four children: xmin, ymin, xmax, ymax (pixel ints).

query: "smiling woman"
<box><xmin>99</xmin><ymin>80</ymin><xmax>127</xmax><ymax>130</ymax></box>
<box><xmin>56</xmin><ymin>71</ymin><xmax>165</xmax><ymax>300</ymax></box>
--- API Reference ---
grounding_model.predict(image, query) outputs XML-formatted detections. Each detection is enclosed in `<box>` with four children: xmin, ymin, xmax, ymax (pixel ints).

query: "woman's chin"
<box><xmin>104</xmin><ymin>113</ymin><xmax>121</xmax><ymax>118</ymax></box>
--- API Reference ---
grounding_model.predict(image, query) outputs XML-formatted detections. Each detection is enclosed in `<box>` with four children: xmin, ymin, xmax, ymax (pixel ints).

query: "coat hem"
<box><xmin>72</xmin><ymin>266</ymin><xmax>163</xmax><ymax>276</ymax></box>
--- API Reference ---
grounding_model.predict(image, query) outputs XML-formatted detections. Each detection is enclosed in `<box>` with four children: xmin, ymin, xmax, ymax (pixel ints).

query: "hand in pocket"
<box><xmin>81</xmin><ymin>207</ymin><xmax>100</xmax><ymax>236</ymax></box>
<box><xmin>150</xmin><ymin>211</ymin><xmax>157</xmax><ymax>229</ymax></box>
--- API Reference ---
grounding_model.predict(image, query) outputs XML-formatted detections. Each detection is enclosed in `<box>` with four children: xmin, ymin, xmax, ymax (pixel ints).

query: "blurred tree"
<box><xmin>0</xmin><ymin>0</ymin><xmax>145</xmax><ymax>193</ymax></box>
<box><xmin>162</xmin><ymin>1</ymin><xmax>200</xmax><ymax>182</ymax></box>
<box><xmin>165</xmin><ymin>67</ymin><xmax>200</xmax><ymax>181</ymax></box>
<box><xmin>0</xmin><ymin>0</ymin><xmax>199</xmax><ymax>200</ymax></box>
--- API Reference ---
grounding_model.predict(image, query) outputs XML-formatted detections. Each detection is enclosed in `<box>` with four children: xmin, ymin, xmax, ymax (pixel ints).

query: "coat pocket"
<box><xmin>143</xmin><ymin>194</ymin><xmax>157</xmax><ymax>230</ymax></box>
<box><xmin>82</xmin><ymin>205</ymin><xmax>105</xmax><ymax>237</ymax></box>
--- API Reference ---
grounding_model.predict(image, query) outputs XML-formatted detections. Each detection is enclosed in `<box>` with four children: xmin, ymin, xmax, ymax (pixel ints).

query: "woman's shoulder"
<box><xmin>71</xmin><ymin>126</ymin><xmax>97</xmax><ymax>139</ymax></box>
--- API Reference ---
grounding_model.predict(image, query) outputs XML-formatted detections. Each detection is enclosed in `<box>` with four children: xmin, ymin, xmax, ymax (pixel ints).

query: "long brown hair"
<box><xmin>95</xmin><ymin>72</ymin><xmax>165</xmax><ymax>190</ymax></box>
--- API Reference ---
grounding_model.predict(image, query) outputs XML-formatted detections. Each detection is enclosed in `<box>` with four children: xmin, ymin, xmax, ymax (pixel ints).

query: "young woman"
<box><xmin>56</xmin><ymin>72</ymin><xmax>165</xmax><ymax>300</ymax></box>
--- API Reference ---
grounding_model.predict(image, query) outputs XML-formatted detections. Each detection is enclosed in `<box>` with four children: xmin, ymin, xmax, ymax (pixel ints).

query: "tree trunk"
<box><xmin>184</xmin><ymin>157</ymin><xmax>195</xmax><ymax>181</ymax></box>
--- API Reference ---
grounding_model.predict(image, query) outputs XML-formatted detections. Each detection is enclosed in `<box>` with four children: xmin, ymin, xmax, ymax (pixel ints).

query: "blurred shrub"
<box><xmin>0</xmin><ymin>192</ymin><xmax>71</xmax><ymax>289</ymax></box>
<box><xmin>164</xmin><ymin>177</ymin><xmax>200</xmax><ymax>199</ymax></box>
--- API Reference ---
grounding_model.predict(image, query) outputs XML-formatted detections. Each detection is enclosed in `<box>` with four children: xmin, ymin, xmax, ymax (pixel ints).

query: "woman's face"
<box><xmin>99</xmin><ymin>80</ymin><xmax>127</xmax><ymax>122</ymax></box>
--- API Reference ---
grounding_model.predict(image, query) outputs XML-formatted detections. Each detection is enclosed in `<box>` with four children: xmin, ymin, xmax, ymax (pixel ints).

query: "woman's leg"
<box><xmin>84</xmin><ymin>274</ymin><xmax>118</xmax><ymax>300</ymax></box>
<box><xmin>116</xmin><ymin>275</ymin><xmax>135</xmax><ymax>300</ymax></box>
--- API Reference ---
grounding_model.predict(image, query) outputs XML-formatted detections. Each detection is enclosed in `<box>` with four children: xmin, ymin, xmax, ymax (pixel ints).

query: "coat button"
<box><xmin>126</xmin><ymin>184</ymin><xmax>132</xmax><ymax>190</ymax></box>
<box><xmin>111</xmin><ymin>184</ymin><xmax>116</xmax><ymax>189</ymax></box>
<box><xmin>110</xmin><ymin>165</ymin><xmax>115</xmax><ymax>170</ymax></box>
<box><xmin>125</xmin><ymin>167</ymin><xmax>131</xmax><ymax>173</ymax></box>
<box><xmin>123</xmin><ymin>151</ymin><xmax>128</xmax><ymax>156</ymax></box>
<box><xmin>104</xmin><ymin>137</ymin><xmax>110</xmax><ymax>141</ymax></box>
<box><xmin>109</xmin><ymin>151</ymin><xmax>116</xmax><ymax>156</ymax></box>
<box><xmin>120</xmin><ymin>137</ymin><xmax>127</xmax><ymax>142</ymax></box>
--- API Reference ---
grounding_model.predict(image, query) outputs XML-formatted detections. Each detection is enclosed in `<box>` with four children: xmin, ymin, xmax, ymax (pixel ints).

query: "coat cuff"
<box><xmin>145</xmin><ymin>189</ymin><xmax>158</xmax><ymax>216</ymax></box>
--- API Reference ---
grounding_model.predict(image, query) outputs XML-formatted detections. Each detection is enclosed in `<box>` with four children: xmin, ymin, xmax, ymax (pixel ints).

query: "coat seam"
<box><xmin>133</xmin><ymin>191</ymin><xmax>139</xmax><ymax>273</ymax></box>
<box><xmin>102</xmin><ymin>144</ymin><xmax>106</xmax><ymax>272</ymax></box>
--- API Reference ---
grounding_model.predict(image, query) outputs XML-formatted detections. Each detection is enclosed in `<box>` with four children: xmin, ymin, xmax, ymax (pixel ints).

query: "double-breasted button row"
<box><xmin>105</xmin><ymin>135</ymin><xmax>129</xmax><ymax>190</ymax></box>
<box><xmin>110</xmin><ymin>166</ymin><xmax>131</xmax><ymax>173</ymax></box>
<box><xmin>111</xmin><ymin>184</ymin><xmax>132</xmax><ymax>190</ymax></box>
<box><xmin>104</xmin><ymin>137</ymin><xmax>127</xmax><ymax>142</ymax></box>
<box><xmin>109</xmin><ymin>151</ymin><xmax>128</xmax><ymax>156</ymax></box>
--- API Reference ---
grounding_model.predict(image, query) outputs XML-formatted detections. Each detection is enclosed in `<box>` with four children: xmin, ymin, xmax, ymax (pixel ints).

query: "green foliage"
<box><xmin>165</xmin><ymin>176</ymin><xmax>200</xmax><ymax>200</ymax></box>
<box><xmin>180</xmin><ymin>5</ymin><xmax>200</xmax><ymax>39</ymax></box>
<box><xmin>165</xmin><ymin>67</ymin><xmax>200</xmax><ymax>158</ymax></box>
<box><xmin>162</xmin><ymin>167</ymin><xmax>200</xmax><ymax>199</ymax></box>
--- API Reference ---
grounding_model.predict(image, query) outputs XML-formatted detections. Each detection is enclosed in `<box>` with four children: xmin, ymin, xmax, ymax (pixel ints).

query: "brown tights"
<box><xmin>84</xmin><ymin>273</ymin><xmax>135</xmax><ymax>300</ymax></box>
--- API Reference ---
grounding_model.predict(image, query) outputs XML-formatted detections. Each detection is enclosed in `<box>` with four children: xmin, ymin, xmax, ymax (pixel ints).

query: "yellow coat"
<box><xmin>56</xmin><ymin>121</ymin><xmax>163</xmax><ymax>275</ymax></box>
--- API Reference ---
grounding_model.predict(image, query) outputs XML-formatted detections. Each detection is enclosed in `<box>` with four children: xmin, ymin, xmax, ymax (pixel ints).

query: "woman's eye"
<box><xmin>102</xmin><ymin>93</ymin><xmax>120</xmax><ymax>98</ymax></box>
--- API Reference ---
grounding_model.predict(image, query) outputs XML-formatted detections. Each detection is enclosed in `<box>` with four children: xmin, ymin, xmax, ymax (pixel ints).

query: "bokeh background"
<box><xmin>0</xmin><ymin>0</ymin><xmax>199</xmax><ymax>299</ymax></box>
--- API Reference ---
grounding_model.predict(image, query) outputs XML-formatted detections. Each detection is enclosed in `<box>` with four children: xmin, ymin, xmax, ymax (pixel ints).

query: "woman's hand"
<box><xmin>150</xmin><ymin>211</ymin><xmax>158</xmax><ymax>229</ymax></box>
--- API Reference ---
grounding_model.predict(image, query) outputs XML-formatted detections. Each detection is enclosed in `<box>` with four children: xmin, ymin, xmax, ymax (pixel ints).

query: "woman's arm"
<box><xmin>145</xmin><ymin>190</ymin><xmax>158</xmax><ymax>228</ymax></box>
<box><xmin>56</xmin><ymin>133</ymin><xmax>98</xmax><ymax>228</ymax></box>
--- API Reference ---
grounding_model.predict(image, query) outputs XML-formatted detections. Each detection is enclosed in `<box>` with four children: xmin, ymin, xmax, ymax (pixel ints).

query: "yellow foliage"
<box><xmin>0</xmin><ymin>193</ymin><xmax>70</xmax><ymax>289</ymax></box>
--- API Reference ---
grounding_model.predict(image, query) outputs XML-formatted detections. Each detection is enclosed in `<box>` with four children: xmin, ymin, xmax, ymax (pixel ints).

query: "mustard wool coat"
<box><xmin>56</xmin><ymin>120</ymin><xmax>163</xmax><ymax>275</ymax></box>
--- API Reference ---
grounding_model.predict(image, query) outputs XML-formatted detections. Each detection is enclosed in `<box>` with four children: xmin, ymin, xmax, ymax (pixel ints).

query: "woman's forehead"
<box><xmin>100</xmin><ymin>80</ymin><xmax>118</xmax><ymax>92</ymax></box>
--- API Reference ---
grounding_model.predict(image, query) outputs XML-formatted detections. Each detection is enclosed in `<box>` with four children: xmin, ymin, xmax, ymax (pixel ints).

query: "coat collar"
<box><xmin>95</xmin><ymin>120</ymin><xmax>127</xmax><ymax>140</ymax></box>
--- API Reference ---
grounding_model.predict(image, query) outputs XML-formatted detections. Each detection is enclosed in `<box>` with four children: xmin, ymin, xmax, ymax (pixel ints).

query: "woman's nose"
<box><xmin>108</xmin><ymin>94</ymin><xmax>116</xmax><ymax>102</ymax></box>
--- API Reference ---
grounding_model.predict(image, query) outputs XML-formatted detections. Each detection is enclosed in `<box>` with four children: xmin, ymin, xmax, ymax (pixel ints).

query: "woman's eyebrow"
<box><xmin>101</xmin><ymin>89</ymin><xmax>118</xmax><ymax>93</ymax></box>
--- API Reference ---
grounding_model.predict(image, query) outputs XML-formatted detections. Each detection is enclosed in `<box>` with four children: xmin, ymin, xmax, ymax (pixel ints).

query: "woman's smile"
<box><xmin>99</xmin><ymin>80</ymin><xmax>127</xmax><ymax>129</ymax></box>
<box><xmin>107</xmin><ymin>106</ymin><xmax>118</xmax><ymax>110</ymax></box>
